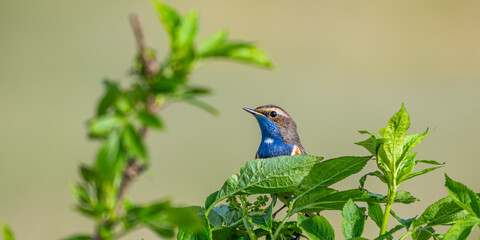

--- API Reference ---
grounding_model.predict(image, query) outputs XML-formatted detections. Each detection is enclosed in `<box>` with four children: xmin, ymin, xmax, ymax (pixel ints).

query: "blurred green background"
<box><xmin>1</xmin><ymin>0</ymin><xmax>479</xmax><ymax>239</ymax></box>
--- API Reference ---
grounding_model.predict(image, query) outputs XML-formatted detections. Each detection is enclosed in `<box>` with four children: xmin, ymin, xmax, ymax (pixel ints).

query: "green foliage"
<box><xmin>2</xmin><ymin>223</ymin><xmax>14</xmax><ymax>240</ymax></box>
<box><xmin>342</xmin><ymin>199</ymin><xmax>366</xmax><ymax>239</ymax></box>
<box><xmin>298</xmin><ymin>214</ymin><xmax>334</xmax><ymax>240</ymax></box>
<box><xmin>65</xmin><ymin>1</ymin><xmax>273</xmax><ymax>240</ymax></box>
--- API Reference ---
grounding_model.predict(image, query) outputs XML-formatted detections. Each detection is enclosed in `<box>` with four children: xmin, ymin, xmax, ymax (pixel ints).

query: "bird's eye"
<box><xmin>270</xmin><ymin>111</ymin><xmax>277</xmax><ymax>117</ymax></box>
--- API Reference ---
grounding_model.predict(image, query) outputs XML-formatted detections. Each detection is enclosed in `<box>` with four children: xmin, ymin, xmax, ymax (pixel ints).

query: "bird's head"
<box><xmin>243</xmin><ymin>105</ymin><xmax>299</xmax><ymax>141</ymax></box>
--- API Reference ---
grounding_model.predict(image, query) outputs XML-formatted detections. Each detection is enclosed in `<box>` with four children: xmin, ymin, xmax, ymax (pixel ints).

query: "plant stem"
<box><xmin>240</xmin><ymin>196</ymin><xmax>258</xmax><ymax>240</ymax></box>
<box><xmin>272</xmin><ymin>201</ymin><xmax>294</xmax><ymax>240</ymax></box>
<box><xmin>399</xmin><ymin>230</ymin><xmax>413</xmax><ymax>240</ymax></box>
<box><xmin>380</xmin><ymin>186</ymin><xmax>397</xmax><ymax>235</ymax></box>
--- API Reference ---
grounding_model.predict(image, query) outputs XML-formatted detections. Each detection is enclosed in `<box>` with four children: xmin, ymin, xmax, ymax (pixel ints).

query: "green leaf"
<box><xmin>89</xmin><ymin>115</ymin><xmax>124</xmax><ymax>137</ymax></box>
<box><xmin>199</xmin><ymin>30</ymin><xmax>228</xmax><ymax>56</ymax></box>
<box><xmin>383</xmin><ymin>103</ymin><xmax>410</xmax><ymax>164</ymax></box>
<box><xmin>368</xmin><ymin>202</ymin><xmax>384</xmax><ymax>228</ymax></box>
<box><xmin>292</xmin><ymin>188</ymin><xmax>389</xmax><ymax>214</ymax></box>
<box><xmin>152</xmin><ymin>0</ymin><xmax>181</xmax><ymax>43</ymax></box>
<box><xmin>390</xmin><ymin>210</ymin><xmax>415</xmax><ymax>229</ymax></box>
<box><xmin>444</xmin><ymin>174</ymin><xmax>480</xmax><ymax>217</ymax></box>
<box><xmin>396</xmin><ymin>152</ymin><xmax>417</xmax><ymax>184</ymax></box>
<box><xmin>175</xmin><ymin>11</ymin><xmax>198</xmax><ymax>49</ymax></box>
<box><xmin>97</xmin><ymin>80</ymin><xmax>119</xmax><ymax>116</ymax></box>
<box><xmin>184</xmin><ymin>98</ymin><xmax>218</xmax><ymax>116</ymax></box>
<box><xmin>61</xmin><ymin>234</ymin><xmax>91</xmax><ymax>240</ymax></box>
<box><xmin>297</xmin><ymin>214</ymin><xmax>335</xmax><ymax>240</ymax></box>
<box><xmin>122</xmin><ymin>124</ymin><xmax>147</xmax><ymax>160</ymax></box>
<box><xmin>2</xmin><ymin>223</ymin><xmax>14</xmax><ymax>240</ymax></box>
<box><xmin>416</xmin><ymin>160</ymin><xmax>445</xmax><ymax>166</ymax></box>
<box><xmin>402</xmin><ymin>128</ymin><xmax>429</xmax><ymax>159</ymax></box>
<box><xmin>248</xmin><ymin>195</ymin><xmax>276</xmax><ymax>231</ymax></box>
<box><xmin>443</xmin><ymin>218</ymin><xmax>480</xmax><ymax>240</ymax></box>
<box><xmin>342</xmin><ymin>199</ymin><xmax>366</xmax><ymax>239</ymax></box>
<box><xmin>205</xmin><ymin>155</ymin><xmax>321</xmax><ymax>211</ymax></box>
<box><xmin>294</xmin><ymin>156</ymin><xmax>371</xmax><ymax>201</ymax></box>
<box><xmin>404</xmin><ymin>166</ymin><xmax>443</xmax><ymax>181</ymax></box>
<box><xmin>96</xmin><ymin>130</ymin><xmax>122</xmax><ymax>180</ymax></box>
<box><xmin>411</xmin><ymin>227</ymin><xmax>436</xmax><ymax>240</ymax></box>
<box><xmin>359</xmin><ymin>171</ymin><xmax>386</xmax><ymax>189</ymax></box>
<box><xmin>413</xmin><ymin>196</ymin><xmax>473</xmax><ymax>228</ymax></box>
<box><xmin>207</xmin><ymin>205</ymin><xmax>241</xmax><ymax>228</ymax></box>
<box><xmin>177</xmin><ymin>215</ymin><xmax>212</xmax><ymax>240</ymax></box>
<box><xmin>374</xmin><ymin>224</ymin><xmax>404</xmax><ymax>240</ymax></box>
<box><xmin>137</xmin><ymin>111</ymin><xmax>163</xmax><ymax>129</ymax></box>
<box><xmin>394</xmin><ymin>191</ymin><xmax>419</xmax><ymax>204</ymax></box>
<box><xmin>201</xmin><ymin>41</ymin><xmax>273</xmax><ymax>68</ymax></box>
<box><xmin>355</xmin><ymin>131</ymin><xmax>385</xmax><ymax>155</ymax></box>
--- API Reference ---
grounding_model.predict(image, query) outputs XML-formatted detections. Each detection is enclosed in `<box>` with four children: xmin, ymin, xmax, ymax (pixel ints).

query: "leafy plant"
<box><xmin>64</xmin><ymin>1</ymin><xmax>272</xmax><ymax>239</ymax></box>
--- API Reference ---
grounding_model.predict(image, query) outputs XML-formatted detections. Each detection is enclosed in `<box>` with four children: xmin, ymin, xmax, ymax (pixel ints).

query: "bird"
<box><xmin>243</xmin><ymin>105</ymin><xmax>306</xmax><ymax>159</ymax></box>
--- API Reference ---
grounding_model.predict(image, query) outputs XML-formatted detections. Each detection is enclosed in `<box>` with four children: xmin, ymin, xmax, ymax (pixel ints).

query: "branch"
<box><xmin>93</xmin><ymin>13</ymin><xmax>159</xmax><ymax>240</ymax></box>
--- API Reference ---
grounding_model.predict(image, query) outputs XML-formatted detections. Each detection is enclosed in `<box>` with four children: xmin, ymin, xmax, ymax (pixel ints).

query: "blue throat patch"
<box><xmin>254</xmin><ymin>115</ymin><xmax>295</xmax><ymax>159</ymax></box>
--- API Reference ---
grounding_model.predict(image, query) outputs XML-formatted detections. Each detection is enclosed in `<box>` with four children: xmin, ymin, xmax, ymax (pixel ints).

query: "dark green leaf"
<box><xmin>359</xmin><ymin>171</ymin><xmax>386</xmax><ymax>189</ymax></box>
<box><xmin>445</xmin><ymin>174</ymin><xmax>480</xmax><ymax>217</ymax></box>
<box><xmin>394</xmin><ymin>191</ymin><xmax>419</xmax><ymax>204</ymax></box>
<box><xmin>248</xmin><ymin>195</ymin><xmax>276</xmax><ymax>231</ymax></box>
<box><xmin>412</xmin><ymin>227</ymin><xmax>435</xmax><ymax>240</ymax></box>
<box><xmin>199</xmin><ymin>30</ymin><xmax>228</xmax><ymax>56</ymax></box>
<box><xmin>122</xmin><ymin>124</ymin><xmax>147</xmax><ymax>160</ymax></box>
<box><xmin>208</xmin><ymin>205</ymin><xmax>241</xmax><ymax>228</ymax></box>
<box><xmin>297</xmin><ymin>214</ymin><xmax>335</xmax><ymax>240</ymax></box>
<box><xmin>294</xmin><ymin>156</ymin><xmax>371</xmax><ymax>201</ymax></box>
<box><xmin>342</xmin><ymin>199</ymin><xmax>366</xmax><ymax>239</ymax></box>
<box><xmin>152</xmin><ymin>0</ymin><xmax>181</xmax><ymax>43</ymax></box>
<box><xmin>390</xmin><ymin>210</ymin><xmax>415</xmax><ymax>229</ymax></box>
<box><xmin>443</xmin><ymin>218</ymin><xmax>480</xmax><ymax>240</ymax></box>
<box><xmin>374</xmin><ymin>224</ymin><xmax>404</xmax><ymax>240</ymax></box>
<box><xmin>355</xmin><ymin>131</ymin><xmax>385</xmax><ymax>155</ymax></box>
<box><xmin>137</xmin><ymin>111</ymin><xmax>163</xmax><ymax>129</ymax></box>
<box><xmin>89</xmin><ymin>115</ymin><xmax>124</xmax><ymax>137</ymax></box>
<box><xmin>205</xmin><ymin>155</ymin><xmax>321</xmax><ymax>211</ymax></box>
<box><xmin>177</xmin><ymin>215</ymin><xmax>212</xmax><ymax>240</ymax></box>
<box><xmin>413</xmin><ymin>195</ymin><xmax>473</xmax><ymax>228</ymax></box>
<box><xmin>184</xmin><ymin>98</ymin><xmax>218</xmax><ymax>116</ymax></box>
<box><xmin>368</xmin><ymin>202</ymin><xmax>384</xmax><ymax>228</ymax></box>
<box><xmin>2</xmin><ymin>223</ymin><xmax>14</xmax><ymax>240</ymax></box>
<box><xmin>97</xmin><ymin>80</ymin><xmax>119</xmax><ymax>116</ymax></box>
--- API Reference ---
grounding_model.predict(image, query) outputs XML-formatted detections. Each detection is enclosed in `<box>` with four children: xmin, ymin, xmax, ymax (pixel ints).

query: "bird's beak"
<box><xmin>243</xmin><ymin>107</ymin><xmax>264</xmax><ymax>116</ymax></box>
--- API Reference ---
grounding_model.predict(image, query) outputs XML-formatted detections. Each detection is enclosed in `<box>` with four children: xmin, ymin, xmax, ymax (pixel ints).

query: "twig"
<box><xmin>93</xmin><ymin>13</ymin><xmax>159</xmax><ymax>240</ymax></box>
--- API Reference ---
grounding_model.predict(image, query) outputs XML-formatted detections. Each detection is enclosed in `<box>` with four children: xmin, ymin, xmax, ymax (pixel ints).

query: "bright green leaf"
<box><xmin>2</xmin><ymin>223</ymin><xmax>14</xmax><ymax>240</ymax></box>
<box><xmin>413</xmin><ymin>195</ymin><xmax>473</xmax><ymax>228</ymax></box>
<box><xmin>342</xmin><ymin>199</ymin><xmax>366</xmax><ymax>239</ymax></box>
<box><xmin>298</xmin><ymin>214</ymin><xmax>335</xmax><ymax>240</ymax></box>
<box><xmin>382</xmin><ymin>103</ymin><xmax>410</xmax><ymax>165</ymax></box>
<box><xmin>89</xmin><ymin>115</ymin><xmax>124</xmax><ymax>137</ymax></box>
<box><xmin>445</xmin><ymin>174</ymin><xmax>480</xmax><ymax>217</ymax></box>
<box><xmin>184</xmin><ymin>98</ymin><xmax>218</xmax><ymax>116</ymax></box>
<box><xmin>97</xmin><ymin>80</ymin><xmax>119</xmax><ymax>116</ymax></box>
<box><xmin>443</xmin><ymin>218</ymin><xmax>480</xmax><ymax>240</ymax></box>
<box><xmin>175</xmin><ymin>11</ymin><xmax>198</xmax><ymax>49</ymax></box>
<box><xmin>405</xmin><ymin>166</ymin><xmax>443</xmax><ymax>181</ymax></box>
<box><xmin>199</xmin><ymin>30</ymin><xmax>228</xmax><ymax>56</ymax></box>
<box><xmin>394</xmin><ymin>191</ymin><xmax>419</xmax><ymax>204</ymax></box>
<box><xmin>416</xmin><ymin>160</ymin><xmax>445</xmax><ymax>166</ymax></box>
<box><xmin>201</xmin><ymin>41</ymin><xmax>273</xmax><ymax>68</ymax></box>
<box><xmin>96</xmin><ymin>131</ymin><xmax>122</xmax><ymax>180</ymax></box>
<box><xmin>152</xmin><ymin>0</ymin><xmax>181</xmax><ymax>43</ymax></box>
